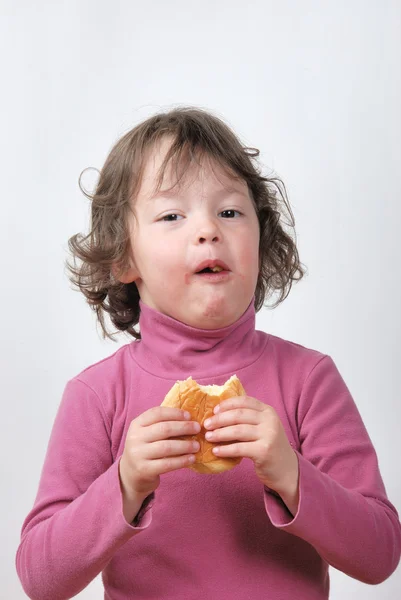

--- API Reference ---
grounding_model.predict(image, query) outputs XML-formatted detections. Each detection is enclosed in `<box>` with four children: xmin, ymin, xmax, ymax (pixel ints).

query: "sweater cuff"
<box><xmin>113</xmin><ymin>458</ymin><xmax>154</xmax><ymax>531</ymax></box>
<box><xmin>132</xmin><ymin>492</ymin><xmax>155</xmax><ymax>527</ymax></box>
<box><xmin>263</xmin><ymin>450</ymin><xmax>305</xmax><ymax>528</ymax></box>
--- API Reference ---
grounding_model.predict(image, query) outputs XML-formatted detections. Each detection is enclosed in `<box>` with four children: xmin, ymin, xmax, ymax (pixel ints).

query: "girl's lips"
<box><xmin>194</xmin><ymin>270</ymin><xmax>231</xmax><ymax>282</ymax></box>
<box><xmin>194</xmin><ymin>259</ymin><xmax>231</xmax><ymax>273</ymax></box>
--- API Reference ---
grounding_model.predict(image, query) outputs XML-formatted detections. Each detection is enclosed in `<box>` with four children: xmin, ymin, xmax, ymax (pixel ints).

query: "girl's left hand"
<box><xmin>203</xmin><ymin>395</ymin><xmax>299</xmax><ymax>495</ymax></box>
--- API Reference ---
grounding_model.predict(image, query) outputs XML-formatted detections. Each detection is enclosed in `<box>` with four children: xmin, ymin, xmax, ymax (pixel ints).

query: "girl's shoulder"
<box><xmin>70</xmin><ymin>341</ymin><xmax>137</xmax><ymax>392</ymax></box>
<box><xmin>264</xmin><ymin>330</ymin><xmax>328</xmax><ymax>366</ymax></box>
<box><xmin>258</xmin><ymin>330</ymin><xmax>334</xmax><ymax>389</ymax></box>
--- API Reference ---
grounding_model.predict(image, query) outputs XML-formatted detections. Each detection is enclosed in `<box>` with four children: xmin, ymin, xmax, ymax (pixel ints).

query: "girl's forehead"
<box><xmin>138</xmin><ymin>141</ymin><xmax>245</xmax><ymax>203</ymax></box>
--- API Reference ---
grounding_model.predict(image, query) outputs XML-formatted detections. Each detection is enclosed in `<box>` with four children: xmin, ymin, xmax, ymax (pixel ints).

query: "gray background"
<box><xmin>1</xmin><ymin>1</ymin><xmax>400</xmax><ymax>597</ymax></box>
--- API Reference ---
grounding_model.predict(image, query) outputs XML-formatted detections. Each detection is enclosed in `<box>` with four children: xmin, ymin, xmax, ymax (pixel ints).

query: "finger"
<box><xmin>138</xmin><ymin>406</ymin><xmax>192</xmax><ymax>427</ymax></box>
<box><xmin>151</xmin><ymin>454</ymin><xmax>197</xmax><ymax>475</ymax></box>
<box><xmin>214</xmin><ymin>396</ymin><xmax>266</xmax><ymax>415</ymax></box>
<box><xmin>145</xmin><ymin>439</ymin><xmax>200</xmax><ymax>460</ymax></box>
<box><xmin>204</xmin><ymin>408</ymin><xmax>260</xmax><ymax>430</ymax></box>
<box><xmin>145</xmin><ymin>419</ymin><xmax>201</xmax><ymax>443</ymax></box>
<box><xmin>212</xmin><ymin>441</ymin><xmax>259</xmax><ymax>460</ymax></box>
<box><xmin>205</xmin><ymin>424</ymin><xmax>257</xmax><ymax>443</ymax></box>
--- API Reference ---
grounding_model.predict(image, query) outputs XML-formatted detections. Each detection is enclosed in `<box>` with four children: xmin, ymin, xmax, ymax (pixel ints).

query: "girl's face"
<box><xmin>120</xmin><ymin>137</ymin><xmax>260</xmax><ymax>329</ymax></box>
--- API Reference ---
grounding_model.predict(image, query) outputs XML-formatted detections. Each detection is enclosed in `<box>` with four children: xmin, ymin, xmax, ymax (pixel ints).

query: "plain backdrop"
<box><xmin>1</xmin><ymin>1</ymin><xmax>400</xmax><ymax>598</ymax></box>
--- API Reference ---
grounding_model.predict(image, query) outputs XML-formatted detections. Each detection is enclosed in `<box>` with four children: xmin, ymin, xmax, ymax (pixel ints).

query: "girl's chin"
<box><xmin>184</xmin><ymin>300</ymin><xmax>239</xmax><ymax>329</ymax></box>
<box><xmin>148</xmin><ymin>292</ymin><xmax>248</xmax><ymax>328</ymax></box>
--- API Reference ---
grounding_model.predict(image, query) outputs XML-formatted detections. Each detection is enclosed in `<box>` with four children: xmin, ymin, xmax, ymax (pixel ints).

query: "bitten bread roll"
<box><xmin>161</xmin><ymin>374</ymin><xmax>246</xmax><ymax>474</ymax></box>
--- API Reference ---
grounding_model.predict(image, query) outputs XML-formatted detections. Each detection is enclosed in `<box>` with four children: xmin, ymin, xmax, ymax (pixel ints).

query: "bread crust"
<box><xmin>161</xmin><ymin>375</ymin><xmax>246</xmax><ymax>474</ymax></box>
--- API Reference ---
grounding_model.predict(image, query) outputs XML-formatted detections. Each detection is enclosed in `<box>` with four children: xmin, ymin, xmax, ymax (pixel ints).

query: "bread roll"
<box><xmin>161</xmin><ymin>374</ymin><xmax>246</xmax><ymax>474</ymax></box>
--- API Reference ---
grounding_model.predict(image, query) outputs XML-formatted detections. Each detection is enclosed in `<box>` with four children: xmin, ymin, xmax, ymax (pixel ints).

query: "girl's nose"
<box><xmin>198</xmin><ymin>234</ymin><xmax>219</xmax><ymax>243</ymax></box>
<box><xmin>196</xmin><ymin>216</ymin><xmax>220</xmax><ymax>243</ymax></box>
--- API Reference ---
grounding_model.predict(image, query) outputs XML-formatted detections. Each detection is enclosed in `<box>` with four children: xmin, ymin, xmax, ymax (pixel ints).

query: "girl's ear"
<box><xmin>111</xmin><ymin>261</ymin><xmax>140</xmax><ymax>284</ymax></box>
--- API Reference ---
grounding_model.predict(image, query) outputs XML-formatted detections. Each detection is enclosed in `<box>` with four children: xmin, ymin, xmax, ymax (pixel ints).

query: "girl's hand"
<box><xmin>119</xmin><ymin>407</ymin><xmax>201</xmax><ymax>499</ymax></box>
<box><xmin>203</xmin><ymin>396</ymin><xmax>299</xmax><ymax>497</ymax></box>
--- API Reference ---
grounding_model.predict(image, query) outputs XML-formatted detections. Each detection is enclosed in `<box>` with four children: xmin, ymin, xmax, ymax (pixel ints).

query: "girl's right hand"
<box><xmin>119</xmin><ymin>407</ymin><xmax>201</xmax><ymax>500</ymax></box>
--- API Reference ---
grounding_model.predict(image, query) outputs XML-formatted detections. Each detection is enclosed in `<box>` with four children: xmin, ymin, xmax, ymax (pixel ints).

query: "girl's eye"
<box><xmin>220</xmin><ymin>209</ymin><xmax>242</xmax><ymax>218</ymax></box>
<box><xmin>161</xmin><ymin>214</ymin><xmax>183</xmax><ymax>222</ymax></box>
<box><xmin>160</xmin><ymin>210</ymin><xmax>242</xmax><ymax>222</ymax></box>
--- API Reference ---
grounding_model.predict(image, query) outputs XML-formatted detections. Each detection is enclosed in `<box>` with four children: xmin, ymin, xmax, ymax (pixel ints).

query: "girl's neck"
<box><xmin>129</xmin><ymin>295</ymin><xmax>265</xmax><ymax>380</ymax></box>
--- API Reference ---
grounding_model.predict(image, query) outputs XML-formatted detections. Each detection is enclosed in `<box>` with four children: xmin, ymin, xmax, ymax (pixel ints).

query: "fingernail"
<box><xmin>204</xmin><ymin>418</ymin><xmax>211</xmax><ymax>428</ymax></box>
<box><xmin>214</xmin><ymin>405</ymin><xmax>220</xmax><ymax>414</ymax></box>
<box><xmin>184</xmin><ymin>411</ymin><xmax>191</xmax><ymax>419</ymax></box>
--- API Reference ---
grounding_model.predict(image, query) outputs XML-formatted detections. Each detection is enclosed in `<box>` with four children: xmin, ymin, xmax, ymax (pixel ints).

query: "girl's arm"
<box><xmin>15</xmin><ymin>378</ymin><xmax>153</xmax><ymax>600</ymax></box>
<box><xmin>263</xmin><ymin>355</ymin><xmax>401</xmax><ymax>584</ymax></box>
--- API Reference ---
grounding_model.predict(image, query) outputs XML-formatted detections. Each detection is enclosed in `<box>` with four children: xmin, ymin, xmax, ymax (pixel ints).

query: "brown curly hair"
<box><xmin>66</xmin><ymin>106</ymin><xmax>306</xmax><ymax>341</ymax></box>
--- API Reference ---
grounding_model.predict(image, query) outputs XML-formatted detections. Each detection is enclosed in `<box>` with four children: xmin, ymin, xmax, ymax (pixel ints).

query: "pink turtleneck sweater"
<box><xmin>16</xmin><ymin>298</ymin><xmax>401</xmax><ymax>599</ymax></box>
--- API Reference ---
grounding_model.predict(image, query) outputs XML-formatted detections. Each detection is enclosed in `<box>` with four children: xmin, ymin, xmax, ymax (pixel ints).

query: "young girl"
<box><xmin>16</xmin><ymin>107</ymin><xmax>400</xmax><ymax>600</ymax></box>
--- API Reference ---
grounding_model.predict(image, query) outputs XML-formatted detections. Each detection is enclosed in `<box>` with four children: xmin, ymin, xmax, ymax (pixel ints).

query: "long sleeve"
<box><xmin>263</xmin><ymin>355</ymin><xmax>401</xmax><ymax>584</ymax></box>
<box><xmin>15</xmin><ymin>378</ymin><xmax>153</xmax><ymax>600</ymax></box>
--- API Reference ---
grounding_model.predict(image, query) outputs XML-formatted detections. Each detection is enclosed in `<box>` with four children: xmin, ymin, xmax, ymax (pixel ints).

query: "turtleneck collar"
<box><xmin>129</xmin><ymin>295</ymin><xmax>268</xmax><ymax>381</ymax></box>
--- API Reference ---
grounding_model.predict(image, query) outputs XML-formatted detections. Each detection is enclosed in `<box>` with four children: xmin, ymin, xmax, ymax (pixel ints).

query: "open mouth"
<box><xmin>194</xmin><ymin>266</ymin><xmax>231</xmax><ymax>282</ymax></box>
<box><xmin>196</xmin><ymin>266</ymin><xmax>226</xmax><ymax>274</ymax></box>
